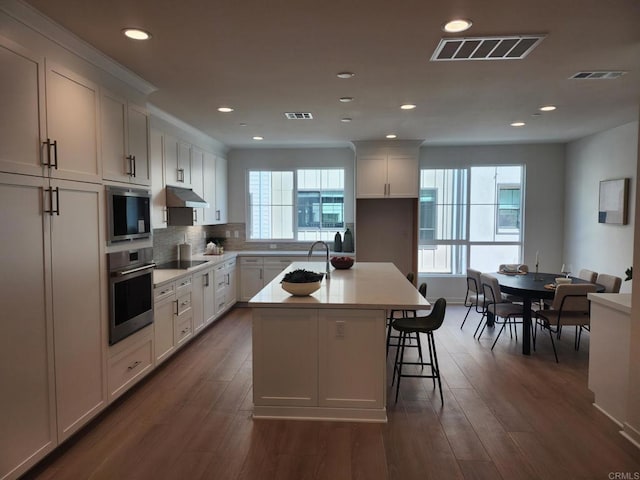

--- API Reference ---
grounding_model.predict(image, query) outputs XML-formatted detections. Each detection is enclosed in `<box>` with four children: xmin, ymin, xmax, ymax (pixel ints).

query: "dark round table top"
<box><xmin>495</xmin><ymin>272</ymin><xmax>604</xmax><ymax>300</ymax></box>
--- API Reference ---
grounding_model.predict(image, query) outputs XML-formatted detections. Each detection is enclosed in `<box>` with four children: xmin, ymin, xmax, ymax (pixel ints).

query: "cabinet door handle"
<box><xmin>193</xmin><ymin>209</ymin><xmax>197</xmax><ymax>223</ymax></box>
<box><xmin>132</xmin><ymin>155</ymin><xmax>137</xmax><ymax>177</ymax></box>
<box><xmin>216</xmin><ymin>210</ymin><xmax>220</xmax><ymax>221</ymax></box>
<box><xmin>127</xmin><ymin>360</ymin><xmax>141</xmax><ymax>371</ymax></box>
<box><xmin>387</xmin><ymin>183</ymin><xmax>390</xmax><ymax>196</ymax></box>
<box><xmin>204</xmin><ymin>273</ymin><xmax>210</xmax><ymax>287</ymax></box>
<box><xmin>177</xmin><ymin>168</ymin><xmax>185</xmax><ymax>182</ymax></box>
<box><xmin>45</xmin><ymin>187</ymin><xmax>60</xmax><ymax>216</ymax></box>
<box><xmin>226</xmin><ymin>273</ymin><xmax>230</xmax><ymax>285</ymax></box>
<box><xmin>42</xmin><ymin>139</ymin><xmax>58</xmax><ymax>169</ymax></box>
<box><xmin>174</xmin><ymin>299</ymin><xmax>179</xmax><ymax>315</ymax></box>
<box><xmin>259</xmin><ymin>268</ymin><xmax>262</xmax><ymax>280</ymax></box>
<box><xmin>163</xmin><ymin>208</ymin><xmax>168</xmax><ymax>223</ymax></box>
<box><xmin>126</xmin><ymin>155</ymin><xmax>134</xmax><ymax>176</ymax></box>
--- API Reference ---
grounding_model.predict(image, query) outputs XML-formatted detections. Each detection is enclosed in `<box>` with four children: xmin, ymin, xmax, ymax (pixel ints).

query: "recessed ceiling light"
<box><xmin>239</xmin><ymin>123</ymin><xmax>247</xmax><ymax>127</ymax></box>
<box><xmin>442</xmin><ymin>19</ymin><xmax>473</xmax><ymax>33</ymax></box>
<box><xmin>340</xmin><ymin>118</ymin><xmax>352</xmax><ymax>123</ymax></box>
<box><xmin>122</xmin><ymin>28</ymin><xmax>152</xmax><ymax>40</ymax></box>
<box><xmin>217</xmin><ymin>107</ymin><xmax>234</xmax><ymax>113</ymax></box>
<box><xmin>386</xmin><ymin>134</ymin><xmax>397</xmax><ymax>139</ymax></box>
<box><xmin>539</xmin><ymin>105</ymin><xmax>557</xmax><ymax>112</ymax></box>
<box><xmin>400</xmin><ymin>104</ymin><xmax>416</xmax><ymax>110</ymax></box>
<box><xmin>252</xmin><ymin>136</ymin><xmax>264</xmax><ymax>141</ymax></box>
<box><xmin>337</xmin><ymin>72</ymin><xmax>355</xmax><ymax>79</ymax></box>
<box><xmin>339</xmin><ymin>97</ymin><xmax>354</xmax><ymax>103</ymax></box>
<box><xmin>511</xmin><ymin>122</ymin><xmax>526</xmax><ymax>127</ymax></box>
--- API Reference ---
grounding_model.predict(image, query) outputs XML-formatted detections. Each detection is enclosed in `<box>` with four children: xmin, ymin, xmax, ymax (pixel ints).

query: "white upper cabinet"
<box><xmin>214</xmin><ymin>155</ymin><xmax>228</xmax><ymax>224</ymax></box>
<box><xmin>191</xmin><ymin>146</ymin><xmax>205</xmax><ymax>225</ymax></box>
<box><xmin>164</xmin><ymin>135</ymin><xmax>192</xmax><ymax>188</ymax></box>
<box><xmin>0</xmin><ymin>37</ymin><xmax>46</xmax><ymax>177</ymax></box>
<box><xmin>101</xmin><ymin>91</ymin><xmax>150</xmax><ymax>186</ymax></box>
<box><xmin>356</xmin><ymin>153</ymin><xmax>418</xmax><ymax>198</ymax></box>
<box><xmin>45</xmin><ymin>62</ymin><xmax>101</xmax><ymax>183</ymax></box>
<box><xmin>150</xmin><ymin>128</ymin><xmax>167</xmax><ymax>229</ymax></box>
<box><xmin>202</xmin><ymin>151</ymin><xmax>217</xmax><ymax>225</ymax></box>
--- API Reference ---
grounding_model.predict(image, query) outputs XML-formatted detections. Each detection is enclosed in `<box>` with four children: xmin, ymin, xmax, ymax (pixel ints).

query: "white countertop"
<box><xmin>588</xmin><ymin>293</ymin><xmax>632</xmax><ymax>314</ymax></box>
<box><xmin>153</xmin><ymin>250</ymin><xmax>355</xmax><ymax>287</ymax></box>
<box><xmin>248</xmin><ymin>261</ymin><xmax>431</xmax><ymax>310</ymax></box>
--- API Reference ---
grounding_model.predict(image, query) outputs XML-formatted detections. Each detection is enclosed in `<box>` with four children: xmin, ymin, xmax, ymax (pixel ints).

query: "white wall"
<box><xmin>420</xmin><ymin>144</ymin><xmax>566</xmax><ymax>302</ymax></box>
<box><xmin>227</xmin><ymin>147</ymin><xmax>355</xmax><ymax>225</ymax></box>
<box><xmin>564</xmin><ymin>121</ymin><xmax>638</xmax><ymax>292</ymax></box>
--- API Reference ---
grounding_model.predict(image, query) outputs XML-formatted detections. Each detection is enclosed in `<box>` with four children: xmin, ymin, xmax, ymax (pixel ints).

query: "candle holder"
<box><xmin>534</xmin><ymin>262</ymin><xmax>541</xmax><ymax>281</ymax></box>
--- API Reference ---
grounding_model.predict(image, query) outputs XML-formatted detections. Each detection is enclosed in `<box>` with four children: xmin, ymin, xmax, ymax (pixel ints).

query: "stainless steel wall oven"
<box><xmin>108</xmin><ymin>247</ymin><xmax>155</xmax><ymax>345</ymax></box>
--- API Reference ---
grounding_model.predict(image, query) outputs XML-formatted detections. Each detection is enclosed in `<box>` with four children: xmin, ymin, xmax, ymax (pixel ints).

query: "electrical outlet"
<box><xmin>225</xmin><ymin>230</ymin><xmax>230</xmax><ymax>238</ymax></box>
<box><xmin>234</xmin><ymin>231</ymin><xmax>239</xmax><ymax>238</ymax></box>
<box><xmin>335</xmin><ymin>321</ymin><xmax>345</xmax><ymax>338</ymax></box>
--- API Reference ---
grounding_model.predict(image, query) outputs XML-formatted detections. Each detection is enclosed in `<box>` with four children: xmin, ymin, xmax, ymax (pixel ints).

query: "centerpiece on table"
<box><xmin>281</xmin><ymin>269</ymin><xmax>324</xmax><ymax>296</ymax></box>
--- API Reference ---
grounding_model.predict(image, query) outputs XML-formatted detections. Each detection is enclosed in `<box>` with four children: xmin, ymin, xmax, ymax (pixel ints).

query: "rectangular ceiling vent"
<box><xmin>284</xmin><ymin>112</ymin><xmax>313</xmax><ymax>119</ymax></box>
<box><xmin>570</xmin><ymin>71</ymin><xmax>627</xmax><ymax>80</ymax></box>
<box><xmin>431</xmin><ymin>35</ymin><xmax>545</xmax><ymax>61</ymax></box>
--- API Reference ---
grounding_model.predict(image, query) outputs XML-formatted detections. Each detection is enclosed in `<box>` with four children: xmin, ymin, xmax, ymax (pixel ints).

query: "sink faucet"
<box><xmin>307</xmin><ymin>241</ymin><xmax>330</xmax><ymax>279</ymax></box>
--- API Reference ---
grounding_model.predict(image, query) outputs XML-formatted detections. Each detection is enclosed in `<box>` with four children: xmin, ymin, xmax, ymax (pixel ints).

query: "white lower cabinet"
<box><xmin>192</xmin><ymin>267</ymin><xmax>215</xmax><ymax>334</ymax></box>
<box><xmin>240</xmin><ymin>256</ymin><xmax>295</xmax><ymax>301</ymax></box>
<box><xmin>107</xmin><ymin>326</ymin><xmax>154</xmax><ymax>402</ymax></box>
<box><xmin>214</xmin><ymin>259</ymin><xmax>237</xmax><ymax>314</ymax></box>
<box><xmin>153</xmin><ymin>276</ymin><xmax>193</xmax><ymax>365</ymax></box>
<box><xmin>253</xmin><ymin>307</ymin><xmax>386</xmax><ymax>420</ymax></box>
<box><xmin>0</xmin><ymin>173</ymin><xmax>107</xmax><ymax>479</ymax></box>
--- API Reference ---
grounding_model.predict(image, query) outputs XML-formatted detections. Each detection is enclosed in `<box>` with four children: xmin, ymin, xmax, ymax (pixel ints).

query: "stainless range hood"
<box><xmin>166</xmin><ymin>186</ymin><xmax>209</xmax><ymax>226</ymax></box>
<box><xmin>166</xmin><ymin>186</ymin><xmax>209</xmax><ymax>208</ymax></box>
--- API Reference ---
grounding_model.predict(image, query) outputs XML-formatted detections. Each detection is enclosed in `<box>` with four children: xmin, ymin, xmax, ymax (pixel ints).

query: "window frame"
<box><xmin>246</xmin><ymin>167</ymin><xmax>346</xmax><ymax>242</ymax></box>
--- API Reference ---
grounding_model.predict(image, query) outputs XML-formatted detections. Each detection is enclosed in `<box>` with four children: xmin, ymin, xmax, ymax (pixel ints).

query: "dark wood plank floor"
<box><xmin>23</xmin><ymin>305</ymin><xmax>640</xmax><ymax>480</ymax></box>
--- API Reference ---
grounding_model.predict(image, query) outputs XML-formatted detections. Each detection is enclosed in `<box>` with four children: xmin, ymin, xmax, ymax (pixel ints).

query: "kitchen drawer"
<box><xmin>240</xmin><ymin>256</ymin><xmax>262</xmax><ymax>266</ymax></box>
<box><xmin>175</xmin><ymin>311</ymin><xmax>193</xmax><ymax>346</ymax></box>
<box><xmin>154</xmin><ymin>283</ymin><xmax>175</xmax><ymax>303</ymax></box>
<box><xmin>176</xmin><ymin>292</ymin><xmax>191</xmax><ymax>315</ymax></box>
<box><xmin>215</xmin><ymin>293</ymin><xmax>227</xmax><ymax>315</ymax></box>
<box><xmin>108</xmin><ymin>337</ymin><xmax>153</xmax><ymax>401</ymax></box>
<box><xmin>176</xmin><ymin>275</ymin><xmax>192</xmax><ymax>293</ymax></box>
<box><xmin>264</xmin><ymin>257</ymin><xmax>296</xmax><ymax>266</ymax></box>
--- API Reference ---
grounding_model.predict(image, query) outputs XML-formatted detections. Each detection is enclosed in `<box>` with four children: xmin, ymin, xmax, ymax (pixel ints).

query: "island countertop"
<box><xmin>248</xmin><ymin>261</ymin><xmax>430</xmax><ymax>310</ymax></box>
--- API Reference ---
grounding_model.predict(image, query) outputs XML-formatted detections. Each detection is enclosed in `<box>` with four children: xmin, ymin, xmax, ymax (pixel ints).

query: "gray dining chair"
<box><xmin>596</xmin><ymin>273</ymin><xmax>622</xmax><ymax>293</ymax></box>
<box><xmin>578</xmin><ymin>269</ymin><xmax>598</xmax><ymax>283</ymax></box>
<box><xmin>534</xmin><ymin>283</ymin><xmax>597</xmax><ymax>362</ymax></box>
<box><xmin>462</xmin><ymin>268</ymin><xmax>484</xmax><ymax>329</ymax></box>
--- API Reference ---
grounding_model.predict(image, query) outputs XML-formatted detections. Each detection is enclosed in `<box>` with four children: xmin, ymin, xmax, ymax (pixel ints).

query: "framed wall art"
<box><xmin>598</xmin><ymin>178</ymin><xmax>629</xmax><ymax>225</ymax></box>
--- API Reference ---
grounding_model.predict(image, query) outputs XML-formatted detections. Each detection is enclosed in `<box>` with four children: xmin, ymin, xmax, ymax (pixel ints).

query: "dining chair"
<box><xmin>498</xmin><ymin>263</ymin><xmax>529</xmax><ymax>273</ymax></box>
<box><xmin>461</xmin><ymin>268</ymin><xmax>484</xmax><ymax>329</ymax></box>
<box><xmin>578</xmin><ymin>269</ymin><xmax>598</xmax><ymax>283</ymax></box>
<box><xmin>477</xmin><ymin>274</ymin><xmax>526</xmax><ymax>350</ymax></box>
<box><xmin>534</xmin><ymin>283</ymin><xmax>597</xmax><ymax>362</ymax></box>
<box><xmin>474</xmin><ymin>273</ymin><xmax>514</xmax><ymax>338</ymax></box>
<box><xmin>386</xmin><ymin>273</ymin><xmax>423</xmax><ymax>360</ymax></box>
<box><xmin>391</xmin><ymin>297</ymin><xmax>447</xmax><ymax>404</ymax></box>
<box><xmin>596</xmin><ymin>273</ymin><xmax>622</xmax><ymax>293</ymax></box>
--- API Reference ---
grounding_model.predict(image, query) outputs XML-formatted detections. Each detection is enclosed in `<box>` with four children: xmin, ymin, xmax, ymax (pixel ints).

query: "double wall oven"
<box><xmin>108</xmin><ymin>247</ymin><xmax>155</xmax><ymax>345</ymax></box>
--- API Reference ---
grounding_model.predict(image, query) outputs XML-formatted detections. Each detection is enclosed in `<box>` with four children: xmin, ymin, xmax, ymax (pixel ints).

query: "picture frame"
<box><xmin>598</xmin><ymin>178</ymin><xmax>629</xmax><ymax>225</ymax></box>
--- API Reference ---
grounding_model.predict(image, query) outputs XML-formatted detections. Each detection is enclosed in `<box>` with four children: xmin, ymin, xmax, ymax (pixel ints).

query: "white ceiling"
<box><xmin>23</xmin><ymin>0</ymin><xmax>640</xmax><ymax>148</ymax></box>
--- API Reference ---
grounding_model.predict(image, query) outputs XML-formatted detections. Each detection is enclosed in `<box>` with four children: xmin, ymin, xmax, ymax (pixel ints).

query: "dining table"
<box><xmin>495</xmin><ymin>271</ymin><xmax>604</xmax><ymax>355</ymax></box>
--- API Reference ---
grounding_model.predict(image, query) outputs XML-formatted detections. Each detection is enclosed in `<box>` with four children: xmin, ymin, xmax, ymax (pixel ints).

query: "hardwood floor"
<box><xmin>23</xmin><ymin>305</ymin><xmax>640</xmax><ymax>480</ymax></box>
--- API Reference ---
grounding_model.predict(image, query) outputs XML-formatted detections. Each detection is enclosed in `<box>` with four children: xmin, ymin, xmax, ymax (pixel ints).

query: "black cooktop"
<box><xmin>155</xmin><ymin>260</ymin><xmax>209</xmax><ymax>270</ymax></box>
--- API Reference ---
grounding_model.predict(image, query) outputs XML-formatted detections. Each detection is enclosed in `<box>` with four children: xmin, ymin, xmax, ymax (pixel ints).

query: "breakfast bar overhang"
<box><xmin>249</xmin><ymin>262</ymin><xmax>430</xmax><ymax>422</ymax></box>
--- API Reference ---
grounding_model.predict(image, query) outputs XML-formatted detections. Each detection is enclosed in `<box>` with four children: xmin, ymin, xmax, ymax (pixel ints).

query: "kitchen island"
<box><xmin>249</xmin><ymin>262</ymin><xmax>430</xmax><ymax>422</ymax></box>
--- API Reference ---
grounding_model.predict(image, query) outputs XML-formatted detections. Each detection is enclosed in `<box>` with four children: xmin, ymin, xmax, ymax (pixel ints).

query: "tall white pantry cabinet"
<box><xmin>0</xmin><ymin>34</ymin><xmax>107</xmax><ymax>480</ymax></box>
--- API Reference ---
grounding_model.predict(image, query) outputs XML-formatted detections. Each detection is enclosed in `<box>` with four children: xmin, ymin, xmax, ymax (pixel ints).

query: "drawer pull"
<box><xmin>127</xmin><ymin>360</ymin><xmax>142</xmax><ymax>371</ymax></box>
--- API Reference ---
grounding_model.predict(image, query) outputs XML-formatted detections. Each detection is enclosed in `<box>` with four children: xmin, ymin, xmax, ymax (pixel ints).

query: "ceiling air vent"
<box><xmin>570</xmin><ymin>71</ymin><xmax>627</xmax><ymax>80</ymax></box>
<box><xmin>284</xmin><ymin>112</ymin><xmax>313</xmax><ymax>119</ymax></box>
<box><xmin>431</xmin><ymin>35</ymin><xmax>545</xmax><ymax>61</ymax></box>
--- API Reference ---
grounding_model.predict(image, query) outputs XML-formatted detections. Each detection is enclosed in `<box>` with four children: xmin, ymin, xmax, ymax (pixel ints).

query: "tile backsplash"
<box><xmin>153</xmin><ymin>222</ymin><xmax>354</xmax><ymax>263</ymax></box>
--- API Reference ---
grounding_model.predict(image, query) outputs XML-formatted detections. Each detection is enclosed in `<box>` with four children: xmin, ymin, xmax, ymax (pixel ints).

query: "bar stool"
<box><xmin>391</xmin><ymin>297</ymin><xmax>447</xmax><ymax>404</ymax></box>
<box><xmin>386</xmin><ymin>273</ymin><xmax>422</xmax><ymax>359</ymax></box>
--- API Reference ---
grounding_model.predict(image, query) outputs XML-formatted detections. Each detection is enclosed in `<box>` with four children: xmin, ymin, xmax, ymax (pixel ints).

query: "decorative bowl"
<box><xmin>330</xmin><ymin>256</ymin><xmax>354</xmax><ymax>269</ymax></box>
<box><xmin>281</xmin><ymin>281</ymin><xmax>321</xmax><ymax>296</ymax></box>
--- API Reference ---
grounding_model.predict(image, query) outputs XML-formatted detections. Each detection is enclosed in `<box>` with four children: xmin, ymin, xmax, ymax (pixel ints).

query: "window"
<box><xmin>497</xmin><ymin>184</ymin><xmax>521</xmax><ymax>232</ymax></box>
<box><xmin>418</xmin><ymin>166</ymin><xmax>524</xmax><ymax>274</ymax></box>
<box><xmin>248</xmin><ymin>168</ymin><xmax>345</xmax><ymax>241</ymax></box>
